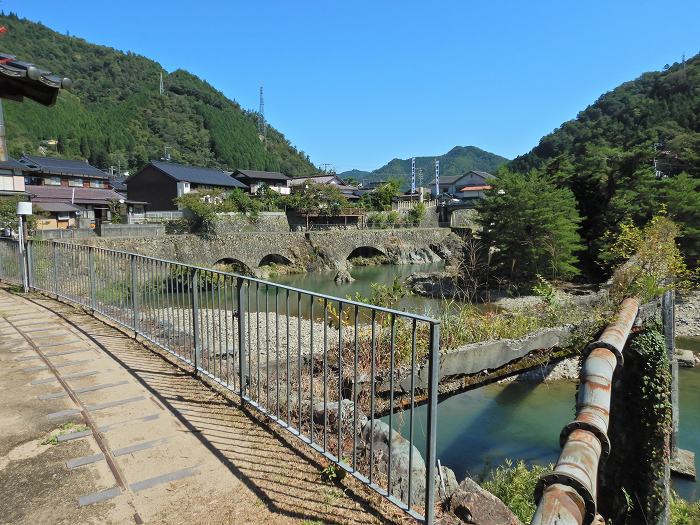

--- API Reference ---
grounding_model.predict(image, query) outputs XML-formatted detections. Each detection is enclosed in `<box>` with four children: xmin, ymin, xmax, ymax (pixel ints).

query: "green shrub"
<box><xmin>386</xmin><ymin>210</ymin><xmax>400</xmax><ymax>227</ymax></box>
<box><xmin>406</xmin><ymin>202</ymin><xmax>426</xmax><ymax>226</ymax></box>
<box><xmin>481</xmin><ymin>460</ymin><xmax>551</xmax><ymax>524</ymax></box>
<box><xmin>670</xmin><ymin>492</ymin><xmax>700</xmax><ymax>525</ymax></box>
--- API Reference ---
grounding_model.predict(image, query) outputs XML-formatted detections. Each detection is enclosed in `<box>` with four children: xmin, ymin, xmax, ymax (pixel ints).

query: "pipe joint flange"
<box><xmin>560</xmin><ymin>420</ymin><xmax>611</xmax><ymax>457</ymax></box>
<box><xmin>583</xmin><ymin>341</ymin><xmax>624</xmax><ymax>369</ymax></box>
<box><xmin>535</xmin><ymin>473</ymin><xmax>597</xmax><ymax>525</ymax></box>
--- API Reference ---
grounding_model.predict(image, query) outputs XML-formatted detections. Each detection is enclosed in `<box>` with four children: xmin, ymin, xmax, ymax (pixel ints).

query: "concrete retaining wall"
<box><xmin>32</xmin><ymin>228</ymin><xmax>97</xmax><ymax>240</ymax></box>
<box><xmin>99</xmin><ymin>223</ymin><xmax>165</xmax><ymax>238</ymax></box>
<box><xmin>401</xmin><ymin>325</ymin><xmax>575</xmax><ymax>391</ymax></box>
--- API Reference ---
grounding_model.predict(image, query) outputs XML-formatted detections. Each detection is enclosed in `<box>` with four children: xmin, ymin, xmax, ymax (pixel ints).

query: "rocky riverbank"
<box><xmin>677</xmin><ymin>290</ymin><xmax>700</xmax><ymax>338</ymax></box>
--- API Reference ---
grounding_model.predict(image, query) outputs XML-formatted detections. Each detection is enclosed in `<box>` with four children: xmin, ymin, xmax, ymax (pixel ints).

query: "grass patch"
<box><xmin>40</xmin><ymin>422</ymin><xmax>89</xmax><ymax>445</ymax></box>
<box><xmin>670</xmin><ymin>491</ymin><xmax>700</xmax><ymax>525</ymax></box>
<box><xmin>481</xmin><ymin>459</ymin><xmax>551</xmax><ymax>524</ymax></box>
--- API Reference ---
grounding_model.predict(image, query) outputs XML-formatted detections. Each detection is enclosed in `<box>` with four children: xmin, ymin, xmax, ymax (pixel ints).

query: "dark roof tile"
<box><xmin>233</xmin><ymin>169</ymin><xmax>290</xmax><ymax>182</ymax></box>
<box><xmin>146</xmin><ymin>161</ymin><xmax>248</xmax><ymax>188</ymax></box>
<box><xmin>20</xmin><ymin>154</ymin><xmax>108</xmax><ymax>179</ymax></box>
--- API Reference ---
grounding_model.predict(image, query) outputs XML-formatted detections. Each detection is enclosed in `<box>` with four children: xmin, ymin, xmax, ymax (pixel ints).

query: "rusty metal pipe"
<box><xmin>533</xmin><ymin>298</ymin><xmax>639</xmax><ymax>525</ymax></box>
<box><xmin>536</xmin><ymin>429</ymin><xmax>602</xmax><ymax>524</ymax></box>
<box><xmin>532</xmin><ymin>483</ymin><xmax>586</xmax><ymax>525</ymax></box>
<box><xmin>584</xmin><ymin>297</ymin><xmax>640</xmax><ymax>367</ymax></box>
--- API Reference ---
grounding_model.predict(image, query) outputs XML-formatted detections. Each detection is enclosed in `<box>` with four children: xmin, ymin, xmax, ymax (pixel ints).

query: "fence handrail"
<box><xmin>42</xmin><ymin>239</ymin><xmax>439</xmax><ymax>324</ymax></box>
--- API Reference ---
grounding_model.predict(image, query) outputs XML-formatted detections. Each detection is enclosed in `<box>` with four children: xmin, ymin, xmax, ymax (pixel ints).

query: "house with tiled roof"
<box><xmin>20</xmin><ymin>154</ymin><xmax>111</xmax><ymax>188</ymax></box>
<box><xmin>232</xmin><ymin>169</ymin><xmax>291</xmax><ymax>195</ymax></box>
<box><xmin>431</xmin><ymin>170</ymin><xmax>495</xmax><ymax>201</ymax></box>
<box><xmin>126</xmin><ymin>160</ymin><xmax>248</xmax><ymax>211</ymax></box>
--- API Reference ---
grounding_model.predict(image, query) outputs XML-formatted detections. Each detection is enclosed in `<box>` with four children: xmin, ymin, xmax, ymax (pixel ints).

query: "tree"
<box><xmin>662</xmin><ymin>173</ymin><xmax>700</xmax><ymax>267</ymax></box>
<box><xmin>477</xmin><ymin>170</ymin><xmax>584</xmax><ymax>283</ymax></box>
<box><xmin>359</xmin><ymin>180</ymin><xmax>400</xmax><ymax>211</ymax></box>
<box><xmin>284</xmin><ymin>182</ymin><xmax>347</xmax><ymax>216</ymax></box>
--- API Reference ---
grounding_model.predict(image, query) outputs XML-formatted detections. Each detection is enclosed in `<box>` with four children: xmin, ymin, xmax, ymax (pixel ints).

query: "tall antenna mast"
<box><xmin>159</xmin><ymin>72</ymin><xmax>164</xmax><ymax>95</ymax></box>
<box><xmin>258</xmin><ymin>86</ymin><xmax>267</xmax><ymax>138</ymax></box>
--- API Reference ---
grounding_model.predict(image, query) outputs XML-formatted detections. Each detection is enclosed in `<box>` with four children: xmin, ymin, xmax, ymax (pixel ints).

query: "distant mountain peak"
<box><xmin>338</xmin><ymin>145</ymin><xmax>508</xmax><ymax>189</ymax></box>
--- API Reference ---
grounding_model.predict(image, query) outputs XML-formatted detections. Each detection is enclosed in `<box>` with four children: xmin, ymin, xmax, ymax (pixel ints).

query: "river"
<box><xmin>270</xmin><ymin>261</ymin><xmax>449</xmax><ymax>317</ymax></box>
<box><xmin>271</xmin><ymin>264</ymin><xmax>699</xmax><ymax>502</ymax></box>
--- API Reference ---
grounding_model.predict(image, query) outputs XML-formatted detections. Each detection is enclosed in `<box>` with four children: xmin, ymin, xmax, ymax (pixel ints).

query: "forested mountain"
<box><xmin>509</xmin><ymin>54</ymin><xmax>700</xmax><ymax>267</ymax></box>
<box><xmin>339</xmin><ymin>146</ymin><xmax>508</xmax><ymax>188</ymax></box>
<box><xmin>0</xmin><ymin>13</ymin><xmax>318</xmax><ymax>176</ymax></box>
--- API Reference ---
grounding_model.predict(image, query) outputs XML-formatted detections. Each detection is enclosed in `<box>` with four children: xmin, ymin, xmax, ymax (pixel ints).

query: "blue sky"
<box><xmin>5</xmin><ymin>1</ymin><xmax>699</xmax><ymax>172</ymax></box>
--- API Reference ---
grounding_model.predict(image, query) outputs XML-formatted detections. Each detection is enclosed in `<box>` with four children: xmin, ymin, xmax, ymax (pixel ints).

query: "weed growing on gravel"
<box><xmin>40</xmin><ymin>422</ymin><xmax>89</xmax><ymax>445</ymax></box>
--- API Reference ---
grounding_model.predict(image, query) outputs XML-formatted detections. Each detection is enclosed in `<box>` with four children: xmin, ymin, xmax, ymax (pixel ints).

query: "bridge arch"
<box><xmin>258</xmin><ymin>253</ymin><xmax>294</xmax><ymax>267</ymax></box>
<box><xmin>346</xmin><ymin>246</ymin><xmax>387</xmax><ymax>260</ymax></box>
<box><xmin>213</xmin><ymin>257</ymin><xmax>252</xmax><ymax>275</ymax></box>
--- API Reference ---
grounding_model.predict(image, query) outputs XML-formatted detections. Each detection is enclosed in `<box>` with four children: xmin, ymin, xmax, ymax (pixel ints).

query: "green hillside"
<box><xmin>509</xmin><ymin>54</ymin><xmax>700</xmax><ymax>267</ymax></box>
<box><xmin>339</xmin><ymin>146</ymin><xmax>508</xmax><ymax>188</ymax></box>
<box><xmin>0</xmin><ymin>13</ymin><xmax>318</xmax><ymax>176</ymax></box>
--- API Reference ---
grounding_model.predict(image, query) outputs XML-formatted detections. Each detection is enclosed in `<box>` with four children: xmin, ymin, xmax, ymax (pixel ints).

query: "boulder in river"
<box><xmin>334</xmin><ymin>268</ymin><xmax>355</xmax><ymax>284</ymax></box>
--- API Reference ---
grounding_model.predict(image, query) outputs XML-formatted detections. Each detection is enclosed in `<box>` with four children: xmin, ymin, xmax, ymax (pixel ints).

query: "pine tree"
<box><xmin>477</xmin><ymin>170</ymin><xmax>584</xmax><ymax>282</ymax></box>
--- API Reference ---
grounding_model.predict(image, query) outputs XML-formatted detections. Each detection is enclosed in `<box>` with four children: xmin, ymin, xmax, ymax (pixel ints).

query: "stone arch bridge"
<box><xmin>80</xmin><ymin>228</ymin><xmax>454</xmax><ymax>275</ymax></box>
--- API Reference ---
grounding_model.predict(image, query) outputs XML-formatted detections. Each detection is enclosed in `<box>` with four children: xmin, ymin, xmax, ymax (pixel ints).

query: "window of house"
<box><xmin>0</xmin><ymin>175</ymin><xmax>12</xmax><ymax>191</ymax></box>
<box><xmin>90</xmin><ymin>179</ymin><xmax>106</xmax><ymax>188</ymax></box>
<box><xmin>44</xmin><ymin>176</ymin><xmax>61</xmax><ymax>186</ymax></box>
<box><xmin>69</xmin><ymin>178</ymin><xmax>83</xmax><ymax>187</ymax></box>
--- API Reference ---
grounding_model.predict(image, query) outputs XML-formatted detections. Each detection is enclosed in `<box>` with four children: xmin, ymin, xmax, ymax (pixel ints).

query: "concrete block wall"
<box><xmin>99</xmin><ymin>223</ymin><xmax>165</xmax><ymax>238</ymax></box>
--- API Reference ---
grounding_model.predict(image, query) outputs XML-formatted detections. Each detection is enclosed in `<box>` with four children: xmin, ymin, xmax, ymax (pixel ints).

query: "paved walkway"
<box><xmin>0</xmin><ymin>288</ymin><xmax>402</xmax><ymax>524</ymax></box>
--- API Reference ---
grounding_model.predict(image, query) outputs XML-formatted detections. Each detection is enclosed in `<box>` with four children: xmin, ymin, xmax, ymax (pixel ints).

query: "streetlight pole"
<box><xmin>16</xmin><ymin>201</ymin><xmax>32</xmax><ymax>292</ymax></box>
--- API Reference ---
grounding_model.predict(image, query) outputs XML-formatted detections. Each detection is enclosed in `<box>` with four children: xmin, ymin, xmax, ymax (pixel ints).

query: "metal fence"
<box><xmin>3</xmin><ymin>239</ymin><xmax>441</xmax><ymax>523</ymax></box>
<box><xmin>0</xmin><ymin>238</ymin><xmax>21</xmax><ymax>284</ymax></box>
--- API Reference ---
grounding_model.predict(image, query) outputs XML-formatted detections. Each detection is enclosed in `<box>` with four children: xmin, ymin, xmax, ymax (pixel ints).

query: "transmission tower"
<box><xmin>258</xmin><ymin>86</ymin><xmax>267</xmax><ymax>138</ymax></box>
<box><xmin>159</xmin><ymin>72</ymin><xmax>164</xmax><ymax>95</ymax></box>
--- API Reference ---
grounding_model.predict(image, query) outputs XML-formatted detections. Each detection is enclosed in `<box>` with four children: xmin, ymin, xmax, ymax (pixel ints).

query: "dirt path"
<box><xmin>0</xmin><ymin>288</ymin><xmax>406</xmax><ymax>525</ymax></box>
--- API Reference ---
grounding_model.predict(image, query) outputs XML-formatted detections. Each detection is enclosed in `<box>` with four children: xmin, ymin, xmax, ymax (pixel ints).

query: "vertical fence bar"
<box><xmin>337</xmin><ymin>301</ymin><xmax>344</xmax><ymax>461</ymax></box>
<box><xmin>25</xmin><ymin>240</ymin><xmax>33</xmax><ymax>290</ymax></box>
<box><xmin>387</xmin><ymin>313</ymin><xmax>396</xmax><ymax>495</ymax></box>
<box><xmin>237</xmin><ymin>277</ymin><xmax>247</xmax><ymax>398</ymax></box>
<box><xmin>131</xmin><ymin>254</ymin><xmax>138</xmax><ymax>332</ymax></box>
<box><xmin>424</xmin><ymin>321</ymin><xmax>440</xmax><ymax>525</ymax></box>
<box><xmin>88</xmin><ymin>247</ymin><xmax>96</xmax><ymax>310</ymax></box>
<box><xmin>408</xmin><ymin>318</ymin><xmax>417</xmax><ymax>510</ymax></box>
<box><xmin>191</xmin><ymin>269</ymin><xmax>200</xmax><ymax>373</ymax></box>
<box><xmin>52</xmin><ymin>241</ymin><xmax>58</xmax><ymax>295</ymax></box>
<box><xmin>662</xmin><ymin>290</ymin><xmax>679</xmax><ymax>457</ymax></box>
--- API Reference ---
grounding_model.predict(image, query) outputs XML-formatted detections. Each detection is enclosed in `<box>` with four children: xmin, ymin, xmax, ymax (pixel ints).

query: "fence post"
<box><xmin>130</xmin><ymin>254</ymin><xmax>139</xmax><ymax>332</ymax></box>
<box><xmin>52</xmin><ymin>241</ymin><xmax>59</xmax><ymax>296</ymax></box>
<box><xmin>237</xmin><ymin>277</ymin><xmax>247</xmax><ymax>398</ymax></box>
<box><xmin>424</xmin><ymin>321</ymin><xmax>440</xmax><ymax>525</ymax></box>
<box><xmin>662</xmin><ymin>290</ymin><xmax>679</xmax><ymax>456</ymax></box>
<box><xmin>191</xmin><ymin>269</ymin><xmax>200</xmax><ymax>373</ymax></box>
<box><xmin>88</xmin><ymin>247</ymin><xmax>96</xmax><ymax>310</ymax></box>
<box><xmin>25</xmin><ymin>240</ymin><xmax>33</xmax><ymax>290</ymax></box>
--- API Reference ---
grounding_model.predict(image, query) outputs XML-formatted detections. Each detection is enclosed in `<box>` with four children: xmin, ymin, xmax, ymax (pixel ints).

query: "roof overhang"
<box><xmin>0</xmin><ymin>53</ymin><xmax>72</xmax><ymax>107</ymax></box>
<box><xmin>33</xmin><ymin>201</ymin><xmax>82</xmax><ymax>213</ymax></box>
